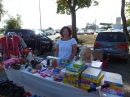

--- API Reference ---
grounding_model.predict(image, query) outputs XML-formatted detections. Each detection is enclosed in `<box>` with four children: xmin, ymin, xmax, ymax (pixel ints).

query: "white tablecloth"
<box><xmin>4</xmin><ymin>68</ymin><xmax>122</xmax><ymax>97</ymax></box>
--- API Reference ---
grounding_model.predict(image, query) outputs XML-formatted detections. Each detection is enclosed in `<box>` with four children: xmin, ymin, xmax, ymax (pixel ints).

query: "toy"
<box><xmin>1</xmin><ymin>58</ymin><xmax>20</xmax><ymax>69</ymax></box>
<box><xmin>87</xmin><ymin>84</ymin><xmax>110</xmax><ymax>97</ymax></box>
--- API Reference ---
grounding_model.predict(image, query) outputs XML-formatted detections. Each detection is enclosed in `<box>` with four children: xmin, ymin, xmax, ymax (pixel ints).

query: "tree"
<box><xmin>100</xmin><ymin>25</ymin><xmax>111</xmax><ymax>30</ymax></box>
<box><xmin>126</xmin><ymin>19</ymin><xmax>130</xmax><ymax>27</ymax></box>
<box><xmin>56</xmin><ymin>0</ymin><xmax>98</xmax><ymax>42</ymax></box>
<box><xmin>85</xmin><ymin>22</ymin><xmax>97</xmax><ymax>31</ymax></box>
<box><xmin>121</xmin><ymin>0</ymin><xmax>129</xmax><ymax>37</ymax></box>
<box><xmin>0</xmin><ymin>0</ymin><xmax>7</xmax><ymax>21</ymax></box>
<box><xmin>125</xmin><ymin>1</ymin><xmax>130</xmax><ymax>18</ymax></box>
<box><xmin>4</xmin><ymin>14</ymin><xmax>22</xmax><ymax>29</ymax></box>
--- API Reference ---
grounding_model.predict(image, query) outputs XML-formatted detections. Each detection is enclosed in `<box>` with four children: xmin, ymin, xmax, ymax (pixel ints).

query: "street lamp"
<box><xmin>39</xmin><ymin>0</ymin><xmax>42</xmax><ymax>30</ymax></box>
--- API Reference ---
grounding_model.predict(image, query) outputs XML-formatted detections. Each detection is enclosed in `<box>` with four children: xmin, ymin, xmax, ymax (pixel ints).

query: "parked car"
<box><xmin>77</xmin><ymin>29</ymin><xmax>84</xmax><ymax>35</ymax></box>
<box><xmin>85</xmin><ymin>29</ymin><xmax>94</xmax><ymax>35</ymax></box>
<box><xmin>5</xmin><ymin>29</ymin><xmax>54</xmax><ymax>54</ymax></box>
<box><xmin>55</xmin><ymin>29</ymin><xmax>60</xmax><ymax>33</ymax></box>
<box><xmin>94</xmin><ymin>32</ymin><xmax>129</xmax><ymax>63</ymax></box>
<box><xmin>97</xmin><ymin>29</ymin><xmax>107</xmax><ymax>33</ymax></box>
<box><xmin>45</xmin><ymin>30</ymin><xmax>56</xmax><ymax>35</ymax></box>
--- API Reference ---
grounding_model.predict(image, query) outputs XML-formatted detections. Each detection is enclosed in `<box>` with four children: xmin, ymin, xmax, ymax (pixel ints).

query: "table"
<box><xmin>4</xmin><ymin>68</ymin><xmax>122</xmax><ymax>97</ymax></box>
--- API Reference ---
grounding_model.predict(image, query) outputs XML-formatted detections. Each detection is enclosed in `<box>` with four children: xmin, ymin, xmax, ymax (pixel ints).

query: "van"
<box><xmin>5</xmin><ymin>29</ymin><xmax>54</xmax><ymax>54</ymax></box>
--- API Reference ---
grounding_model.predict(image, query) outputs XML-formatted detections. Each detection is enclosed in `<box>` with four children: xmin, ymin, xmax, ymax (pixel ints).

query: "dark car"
<box><xmin>94</xmin><ymin>32</ymin><xmax>129</xmax><ymax>63</ymax></box>
<box><xmin>5</xmin><ymin>29</ymin><xmax>54</xmax><ymax>54</ymax></box>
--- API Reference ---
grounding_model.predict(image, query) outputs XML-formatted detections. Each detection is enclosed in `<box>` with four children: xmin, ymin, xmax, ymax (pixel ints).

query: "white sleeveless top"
<box><xmin>56</xmin><ymin>38</ymin><xmax>77</xmax><ymax>63</ymax></box>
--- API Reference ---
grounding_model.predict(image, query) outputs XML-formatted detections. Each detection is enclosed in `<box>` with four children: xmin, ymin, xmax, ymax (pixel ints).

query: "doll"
<box><xmin>79</xmin><ymin>46</ymin><xmax>93</xmax><ymax>67</ymax></box>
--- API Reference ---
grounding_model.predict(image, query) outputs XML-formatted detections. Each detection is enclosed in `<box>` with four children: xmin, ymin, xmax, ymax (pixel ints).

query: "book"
<box><xmin>91</xmin><ymin>61</ymin><xmax>103</xmax><ymax>69</ymax></box>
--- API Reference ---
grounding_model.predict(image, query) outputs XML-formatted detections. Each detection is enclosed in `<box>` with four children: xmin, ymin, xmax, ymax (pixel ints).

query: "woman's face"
<box><xmin>85</xmin><ymin>49</ymin><xmax>91</xmax><ymax>58</ymax></box>
<box><xmin>62</xmin><ymin>28</ymin><xmax>69</xmax><ymax>38</ymax></box>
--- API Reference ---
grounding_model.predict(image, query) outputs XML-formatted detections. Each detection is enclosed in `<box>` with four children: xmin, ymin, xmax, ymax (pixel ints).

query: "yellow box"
<box><xmin>81</xmin><ymin>72</ymin><xmax>104</xmax><ymax>84</ymax></box>
<box><xmin>63</xmin><ymin>68</ymin><xmax>85</xmax><ymax>87</ymax></box>
<box><xmin>81</xmin><ymin>83</ymin><xmax>90</xmax><ymax>89</ymax></box>
<box><xmin>110</xmin><ymin>84</ymin><xmax>123</xmax><ymax>90</ymax></box>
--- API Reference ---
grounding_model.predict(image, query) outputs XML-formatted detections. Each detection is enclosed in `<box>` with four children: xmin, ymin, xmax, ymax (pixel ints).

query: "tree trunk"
<box><xmin>71</xmin><ymin>9</ymin><xmax>78</xmax><ymax>43</ymax></box>
<box><xmin>121</xmin><ymin>0</ymin><xmax>129</xmax><ymax>37</ymax></box>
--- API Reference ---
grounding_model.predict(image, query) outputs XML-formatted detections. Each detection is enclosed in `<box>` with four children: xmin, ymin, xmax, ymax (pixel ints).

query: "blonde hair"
<box><xmin>79</xmin><ymin>46</ymin><xmax>93</xmax><ymax>61</ymax></box>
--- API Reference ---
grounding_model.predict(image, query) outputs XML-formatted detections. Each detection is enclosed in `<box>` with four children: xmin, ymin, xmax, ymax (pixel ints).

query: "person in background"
<box><xmin>55</xmin><ymin>26</ymin><xmax>77</xmax><ymax>63</ymax></box>
<box><xmin>17</xmin><ymin>32</ymin><xmax>27</xmax><ymax>48</ymax></box>
<box><xmin>79</xmin><ymin>46</ymin><xmax>93</xmax><ymax>67</ymax></box>
<box><xmin>18</xmin><ymin>33</ymin><xmax>23</xmax><ymax>38</ymax></box>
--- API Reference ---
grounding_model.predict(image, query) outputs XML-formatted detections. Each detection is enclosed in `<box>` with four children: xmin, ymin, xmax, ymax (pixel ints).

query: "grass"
<box><xmin>54</xmin><ymin>34</ymin><xmax>97</xmax><ymax>45</ymax></box>
<box><xmin>77</xmin><ymin>34</ymin><xmax>97</xmax><ymax>45</ymax></box>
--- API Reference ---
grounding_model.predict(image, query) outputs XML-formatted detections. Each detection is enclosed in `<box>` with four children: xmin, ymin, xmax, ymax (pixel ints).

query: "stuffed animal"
<box><xmin>2</xmin><ymin>58</ymin><xmax>20</xmax><ymax>69</ymax></box>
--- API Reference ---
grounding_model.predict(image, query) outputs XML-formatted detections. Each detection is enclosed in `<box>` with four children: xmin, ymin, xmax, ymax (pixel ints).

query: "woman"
<box><xmin>79</xmin><ymin>46</ymin><xmax>93</xmax><ymax>67</ymax></box>
<box><xmin>55</xmin><ymin>26</ymin><xmax>77</xmax><ymax>63</ymax></box>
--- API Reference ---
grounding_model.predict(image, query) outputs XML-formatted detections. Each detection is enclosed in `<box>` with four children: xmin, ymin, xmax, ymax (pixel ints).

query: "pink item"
<box><xmin>2</xmin><ymin>58</ymin><xmax>20</xmax><ymax>69</ymax></box>
<box><xmin>40</xmin><ymin>68</ymin><xmax>52</xmax><ymax>77</ymax></box>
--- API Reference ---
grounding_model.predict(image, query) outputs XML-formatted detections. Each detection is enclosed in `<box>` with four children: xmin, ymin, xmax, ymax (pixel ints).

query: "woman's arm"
<box><xmin>68</xmin><ymin>44</ymin><xmax>77</xmax><ymax>61</ymax></box>
<box><xmin>55</xmin><ymin>44</ymin><xmax>59</xmax><ymax>57</ymax></box>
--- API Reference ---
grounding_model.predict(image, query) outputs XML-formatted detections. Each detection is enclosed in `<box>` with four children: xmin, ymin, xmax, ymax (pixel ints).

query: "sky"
<box><xmin>0</xmin><ymin>0</ymin><xmax>126</xmax><ymax>29</ymax></box>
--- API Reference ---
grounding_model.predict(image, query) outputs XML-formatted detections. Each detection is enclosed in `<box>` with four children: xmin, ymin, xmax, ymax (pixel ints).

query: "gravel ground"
<box><xmin>0</xmin><ymin>51</ymin><xmax>130</xmax><ymax>97</ymax></box>
<box><xmin>102</xmin><ymin>55</ymin><xmax>130</xmax><ymax>97</ymax></box>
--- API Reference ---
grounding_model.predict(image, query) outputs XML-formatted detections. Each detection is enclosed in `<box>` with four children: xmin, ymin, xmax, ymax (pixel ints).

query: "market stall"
<box><xmin>5</xmin><ymin>67</ymin><xmax>121</xmax><ymax>97</ymax></box>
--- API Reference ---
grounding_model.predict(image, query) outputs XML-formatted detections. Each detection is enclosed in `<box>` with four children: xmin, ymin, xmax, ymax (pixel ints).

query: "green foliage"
<box><xmin>56</xmin><ymin>0</ymin><xmax>98</xmax><ymax>42</ymax></box>
<box><xmin>125</xmin><ymin>1</ymin><xmax>130</xmax><ymax>18</ymax></box>
<box><xmin>100</xmin><ymin>25</ymin><xmax>111</xmax><ymax>30</ymax></box>
<box><xmin>4</xmin><ymin>15</ymin><xmax>22</xmax><ymax>29</ymax></box>
<box><xmin>0</xmin><ymin>28</ymin><xmax>5</xmax><ymax>33</ymax></box>
<box><xmin>0</xmin><ymin>0</ymin><xmax>7</xmax><ymax>21</ymax></box>
<box><xmin>85</xmin><ymin>23</ymin><xmax>97</xmax><ymax>31</ymax></box>
<box><xmin>126</xmin><ymin>19</ymin><xmax>130</xmax><ymax>26</ymax></box>
<box><xmin>56</xmin><ymin>0</ymin><xmax>98</xmax><ymax>15</ymax></box>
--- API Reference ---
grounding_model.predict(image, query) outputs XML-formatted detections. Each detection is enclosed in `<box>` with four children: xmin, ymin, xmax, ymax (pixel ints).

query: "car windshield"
<box><xmin>33</xmin><ymin>30</ymin><xmax>45</xmax><ymax>36</ymax></box>
<box><xmin>96</xmin><ymin>32</ymin><xmax>126</xmax><ymax>42</ymax></box>
<box><xmin>99</xmin><ymin>29</ymin><xmax>106</xmax><ymax>31</ymax></box>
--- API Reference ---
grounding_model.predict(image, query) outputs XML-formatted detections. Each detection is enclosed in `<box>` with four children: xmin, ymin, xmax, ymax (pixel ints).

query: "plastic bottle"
<box><xmin>50</xmin><ymin>59</ymin><xmax>52</xmax><ymax>67</ymax></box>
<box><xmin>27</xmin><ymin>51</ymin><xmax>33</xmax><ymax>62</ymax></box>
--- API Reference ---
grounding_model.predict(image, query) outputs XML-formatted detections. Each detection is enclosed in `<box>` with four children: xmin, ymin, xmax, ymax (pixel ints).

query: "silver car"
<box><xmin>94</xmin><ymin>32</ymin><xmax>129</xmax><ymax>63</ymax></box>
<box><xmin>77</xmin><ymin>29</ymin><xmax>84</xmax><ymax>35</ymax></box>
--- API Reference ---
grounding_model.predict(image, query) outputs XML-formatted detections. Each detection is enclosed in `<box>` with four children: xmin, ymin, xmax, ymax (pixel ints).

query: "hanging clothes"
<box><xmin>0</xmin><ymin>35</ymin><xmax>21</xmax><ymax>57</ymax></box>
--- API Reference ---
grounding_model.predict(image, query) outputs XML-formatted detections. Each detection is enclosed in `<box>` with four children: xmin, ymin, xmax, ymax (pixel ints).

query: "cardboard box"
<box><xmin>73</xmin><ymin>60</ymin><xmax>85</xmax><ymax>68</ymax></box>
<box><xmin>91</xmin><ymin>61</ymin><xmax>103</xmax><ymax>69</ymax></box>
<box><xmin>66</xmin><ymin>63</ymin><xmax>85</xmax><ymax>72</ymax></box>
<box><xmin>63</xmin><ymin>67</ymin><xmax>85</xmax><ymax>87</ymax></box>
<box><xmin>82</xmin><ymin>67</ymin><xmax>102</xmax><ymax>79</ymax></box>
<box><xmin>93</xmin><ymin>49</ymin><xmax>104</xmax><ymax>60</ymax></box>
<box><xmin>46</xmin><ymin>56</ymin><xmax>61</xmax><ymax>65</ymax></box>
<box><xmin>103</xmin><ymin>71</ymin><xmax>123</xmax><ymax>87</ymax></box>
<box><xmin>81</xmin><ymin>72</ymin><xmax>104</xmax><ymax>84</ymax></box>
<box><xmin>101</xmin><ymin>88</ymin><xmax>124</xmax><ymax>97</ymax></box>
